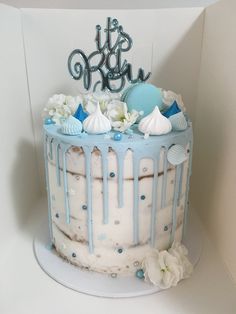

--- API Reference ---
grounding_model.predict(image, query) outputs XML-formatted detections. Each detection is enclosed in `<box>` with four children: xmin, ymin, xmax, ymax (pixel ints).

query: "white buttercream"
<box><xmin>83</xmin><ymin>103</ymin><xmax>111</xmax><ymax>134</ymax></box>
<box><xmin>138</xmin><ymin>106</ymin><xmax>172</xmax><ymax>136</ymax></box>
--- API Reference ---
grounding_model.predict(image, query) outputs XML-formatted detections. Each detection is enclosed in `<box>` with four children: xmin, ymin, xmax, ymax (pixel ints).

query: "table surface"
<box><xmin>1</xmin><ymin>199</ymin><xmax>236</xmax><ymax>314</ymax></box>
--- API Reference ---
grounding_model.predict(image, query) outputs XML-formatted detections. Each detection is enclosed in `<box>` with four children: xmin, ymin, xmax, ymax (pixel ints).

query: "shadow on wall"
<box><xmin>151</xmin><ymin>11</ymin><xmax>205</xmax><ymax>123</ymax></box>
<box><xmin>150</xmin><ymin>12</ymin><xmax>205</xmax><ymax>217</ymax></box>
<box><xmin>10</xmin><ymin>139</ymin><xmax>41</xmax><ymax>235</ymax></box>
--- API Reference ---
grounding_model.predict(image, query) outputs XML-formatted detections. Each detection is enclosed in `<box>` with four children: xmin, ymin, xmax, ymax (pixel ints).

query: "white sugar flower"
<box><xmin>142</xmin><ymin>242</ymin><xmax>193</xmax><ymax>289</ymax></box>
<box><xmin>105</xmin><ymin>100</ymin><xmax>140</xmax><ymax>132</ymax></box>
<box><xmin>162</xmin><ymin>90</ymin><xmax>186</xmax><ymax>112</ymax></box>
<box><xmin>43</xmin><ymin>94</ymin><xmax>83</xmax><ymax>125</ymax></box>
<box><xmin>143</xmin><ymin>250</ymin><xmax>184</xmax><ymax>289</ymax></box>
<box><xmin>84</xmin><ymin>90</ymin><xmax>122</xmax><ymax>114</ymax></box>
<box><xmin>84</xmin><ymin>92</ymin><xmax>111</xmax><ymax>114</ymax></box>
<box><xmin>168</xmin><ymin>242</ymin><xmax>193</xmax><ymax>279</ymax></box>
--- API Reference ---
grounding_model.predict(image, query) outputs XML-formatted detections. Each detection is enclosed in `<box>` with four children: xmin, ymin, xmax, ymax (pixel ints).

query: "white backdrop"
<box><xmin>0</xmin><ymin>4</ymin><xmax>40</xmax><ymax>263</ymax></box>
<box><xmin>21</xmin><ymin>7</ymin><xmax>204</xmax><ymax>189</ymax></box>
<box><xmin>191</xmin><ymin>0</ymin><xmax>236</xmax><ymax>282</ymax></box>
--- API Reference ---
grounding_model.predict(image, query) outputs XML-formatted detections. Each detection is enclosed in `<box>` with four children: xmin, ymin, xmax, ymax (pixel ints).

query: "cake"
<box><xmin>42</xmin><ymin>17</ymin><xmax>193</xmax><ymax>290</ymax></box>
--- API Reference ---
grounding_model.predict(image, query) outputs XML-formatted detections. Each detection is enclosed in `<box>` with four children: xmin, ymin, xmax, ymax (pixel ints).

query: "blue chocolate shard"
<box><xmin>163</xmin><ymin>101</ymin><xmax>181</xmax><ymax>118</ymax></box>
<box><xmin>74</xmin><ymin>104</ymin><xmax>88</xmax><ymax>122</ymax></box>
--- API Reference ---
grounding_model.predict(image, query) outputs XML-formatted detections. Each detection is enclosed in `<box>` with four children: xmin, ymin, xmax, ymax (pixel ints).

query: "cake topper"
<box><xmin>68</xmin><ymin>17</ymin><xmax>151</xmax><ymax>93</ymax></box>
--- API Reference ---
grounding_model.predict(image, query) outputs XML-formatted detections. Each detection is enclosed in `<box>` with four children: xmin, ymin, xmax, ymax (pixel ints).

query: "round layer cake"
<box><xmin>44</xmin><ymin>123</ymin><xmax>192</xmax><ymax>276</ymax></box>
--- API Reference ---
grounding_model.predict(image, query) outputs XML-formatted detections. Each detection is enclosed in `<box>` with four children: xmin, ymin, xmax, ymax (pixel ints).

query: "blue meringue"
<box><xmin>61</xmin><ymin>116</ymin><xmax>83</xmax><ymax>135</ymax></box>
<box><xmin>74</xmin><ymin>104</ymin><xmax>88</xmax><ymax>122</ymax></box>
<box><xmin>163</xmin><ymin>101</ymin><xmax>181</xmax><ymax>118</ymax></box>
<box><xmin>169</xmin><ymin>112</ymin><xmax>188</xmax><ymax>131</ymax></box>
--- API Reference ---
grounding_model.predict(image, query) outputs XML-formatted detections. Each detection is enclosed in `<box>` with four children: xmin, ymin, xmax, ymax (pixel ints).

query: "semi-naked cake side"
<box><xmin>44</xmin><ymin>118</ymin><xmax>192</xmax><ymax>278</ymax></box>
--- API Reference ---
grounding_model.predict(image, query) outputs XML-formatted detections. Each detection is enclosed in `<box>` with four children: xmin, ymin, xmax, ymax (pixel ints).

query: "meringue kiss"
<box><xmin>138</xmin><ymin>106</ymin><xmax>172</xmax><ymax>136</ymax></box>
<box><xmin>83</xmin><ymin>102</ymin><xmax>111</xmax><ymax>134</ymax></box>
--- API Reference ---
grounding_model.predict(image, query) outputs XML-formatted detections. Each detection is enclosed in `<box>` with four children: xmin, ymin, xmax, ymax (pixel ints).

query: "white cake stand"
<box><xmin>33</xmin><ymin>210</ymin><xmax>202</xmax><ymax>298</ymax></box>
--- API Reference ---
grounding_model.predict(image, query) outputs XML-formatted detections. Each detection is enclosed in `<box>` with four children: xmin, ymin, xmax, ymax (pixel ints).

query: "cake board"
<box><xmin>33</xmin><ymin>209</ymin><xmax>202</xmax><ymax>298</ymax></box>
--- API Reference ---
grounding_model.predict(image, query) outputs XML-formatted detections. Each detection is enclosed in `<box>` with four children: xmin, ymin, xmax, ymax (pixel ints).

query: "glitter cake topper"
<box><xmin>68</xmin><ymin>17</ymin><xmax>151</xmax><ymax>93</ymax></box>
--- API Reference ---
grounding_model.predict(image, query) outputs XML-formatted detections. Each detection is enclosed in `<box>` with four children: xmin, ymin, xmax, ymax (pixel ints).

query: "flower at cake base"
<box><xmin>162</xmin><ymin>90</ymin><xmax>186</xmax><ymax>112</ymax></box>
<box><xmin>168</xmin><ymin>242</ymin><xmax>193</xmax><ymax>279</ymax></box>
<box><xmin>142</xmin><ymin>242</ymin><xmax>193</xmax><ymax>289</ymax></box>
<box><xmin>43</xmin><ymin>94</ymin><xmax>83</xmax><ymax>125</ymax></box>
<box><xmin>105</xmin><ymin>100</ymin><xmax>140</xmax><ymax>132</ymax></box>
<box><xmin>143</xmin><ymin>250</ymin><xmax>184</xmax><ymax>289</ymax></box>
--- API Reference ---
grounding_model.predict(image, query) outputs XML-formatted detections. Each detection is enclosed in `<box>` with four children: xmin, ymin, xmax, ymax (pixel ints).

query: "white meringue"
<box><xmin>138</xmin><ymin>106</ymin><xmax>172</xmax><ymax>136</ymax></box>
<box><xmin>83</xmin><ymin>102</ymin><xmax>111</xmax><ymax>134</ymax></box>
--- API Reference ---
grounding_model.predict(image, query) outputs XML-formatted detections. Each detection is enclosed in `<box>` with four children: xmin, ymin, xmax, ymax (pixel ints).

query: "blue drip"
<box><xmin>161</xmin><ymin>148</ymin><xmax>168</xmax><ymax>209</ymax></box>
<box><xmin>178</xmin><ymin>163</ymin><xmax>184</xmax><ymax>206</ymax></box>
<box><xmin>170</xmin><ymin>164</ymin><xmax>182</xmax><ymax>244</ymax></box>
<box><xmin>49</xmin><ymin>139</ymin><xmax>53</xmax><ymax>160</ymax></box>
<box><xmin>133</xmin><ymin>153</ymin><xmax>140</xmax><ymax>244</ymax></box>
<box><xmin>83</xmin><ymin>146</ymin><xmax>94</xmax><ymax>253</ymax></box>
<box><xmin>44</xmin><ymin>134</ymin><xmax>53</xmax><ymax>243</ymax></box>
<box><xmin>62</xmin><ymin>146</ymin><xmax>70</xmax><ymax>224</ymax></box>
<box><xmin>183</xmin><ymin>138</ymin><xmax>193</xmax><ymax>237</ymax></box>
<box><xmin>56</xmin><ymin>143</ymin><xmax>61</xmax><ymax>186</ymax></box>
<box><xmin>117</xmin><ymin>150</ymin><xmax>126</xmax><ymax>208</ymax></box>
<box><xmin>150</xmin><ymin>157</ymin><xmax>159</xmax><ymax>247</ymax></box>
<box><xmin>99</xmin><ymin>146</ymin><xmax>109</xmax><ymax>224</ymax></box>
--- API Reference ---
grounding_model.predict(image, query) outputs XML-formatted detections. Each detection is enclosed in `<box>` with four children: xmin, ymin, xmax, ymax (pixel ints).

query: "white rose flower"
<box><xmin>48</xmin><ymin>94</ymin><xmax>66</xmax><ymax>106</ymax></box>
<box><xmin>105</xmin><ymin>100</ymin><xmax>140</xmax><ymax>132</ymax></box>
<box><xmin>143</xmin><ymin>250</ymin><xmax>184</xmax><ymax>289</ymax></box>
<box><xmin>162</xmin><ymin>90</ymin><xmax>186</xmax><ymax>112</ymax></box>
<box><xmin>84</xmin><ymin>92</ymin><xmax>110</xmax><ymax>114</ymax></box>
<box><xmin>43</xmin><ymin>94</ymin><xmax>82</xmax><ymax>125</ymax></box>
<box><xmin>168</xmin><ymin>242</ymin><xmax>193</xmax><ymax>279</ymax></box>
<box><xmin>65</xmin><ymin>95</ymin><xmax>82</xmax><ymax>113</ymax></box>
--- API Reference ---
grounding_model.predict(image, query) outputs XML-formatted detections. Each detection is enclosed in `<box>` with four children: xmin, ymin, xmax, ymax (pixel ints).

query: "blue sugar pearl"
<box><xmin>55</xmin><ymin>213</ymin><xmax>59</xmax><ymax>218</ymax></box>
<box><xmin>44</xmin><ymin>117</ymin><xmax>55</xmax><ymax>125</ymax></box>
<box><xmin>140</xmin><ymin>195</ymin><xmax>146</xmax><ymax>200</ymax></box>
<box><xmin>164</xmin><ymin>225</ymin><xmax>168</xmax><ymax>231</ymax></box>
<box><xmin>117</xmin><ymin>248</ymin><xmax>123</xmax><ymax>254</ymax></box>
<box><xmin>82</xmin><ymin>205</ymin><xmax>87</xmax><ymax>210</ymax></box>
<box><xmin>136</xmin><ymin>269</ymin><xmax>144</xmax><ymax>279</ymax></box>
<box><xmin>72</xmin><ymin>252</ymin><xmax>76</xmax><ymax>258</ymax></box>
<box><xmin>113</xmin><ymin>132</ymin><xmax>122</xmax><ymax>141</ymax></box>
<box><xmin>110</xmin><ymin>172</ymin><xmax>115</xmax><ymax>178</ymax></box>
